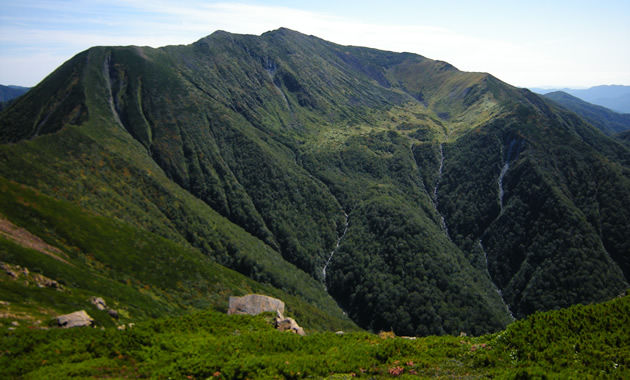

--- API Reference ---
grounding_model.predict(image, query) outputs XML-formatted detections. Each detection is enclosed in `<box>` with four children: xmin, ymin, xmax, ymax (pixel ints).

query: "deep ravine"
<box><xmin>264</xmin><ymin>60</ymin><xmax>290</xmax><ymax>109</ymax></box>
<box><xmin>498</xmin><ymin>161</ymin><xmax>509</xmax><ymax>213</ymax></box>
<box><xmin>475</xmin><ymin>143</ymin><xmax>520</xmax><ymax>321</ymax></box>
<box><xmin>322</xmin><ymin>211</ymin><xmax>349</xmax><ymax>282</ymax></box>
<box><xmin>478</xmin><ymin>240</ymin><xmax>515</xmax><ymax>320</ymax></box>
<box><xmin>433</xmin><ymin>144</ymin><xmax>450</xmax><ymax>239</ymax></box>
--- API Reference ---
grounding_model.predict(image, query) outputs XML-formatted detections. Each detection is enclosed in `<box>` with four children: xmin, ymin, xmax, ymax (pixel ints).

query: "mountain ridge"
<box><xmin>1</xmin><ymin>28</ymin><xmax>628</xmax><ymax>335</ymax></box>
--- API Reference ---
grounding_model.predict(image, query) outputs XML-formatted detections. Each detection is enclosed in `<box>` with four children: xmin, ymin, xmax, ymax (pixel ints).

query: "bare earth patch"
<box><xmin>0</xmin><ymin>216</ymin><xmax>72</xmax><ymax>265</ymax></box>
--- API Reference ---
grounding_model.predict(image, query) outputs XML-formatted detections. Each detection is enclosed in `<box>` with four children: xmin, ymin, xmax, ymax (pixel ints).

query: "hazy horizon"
<box><xmin>1</xmin><ymin>1</ymin><xmax>629</xmax><ymax>88</ymax></box>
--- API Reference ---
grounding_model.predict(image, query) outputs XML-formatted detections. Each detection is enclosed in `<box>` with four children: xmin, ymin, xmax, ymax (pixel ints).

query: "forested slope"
<box><xmin>1</xmin><ymin>28</ymin><xmax>628</xmax><ymax>335</ymax></box>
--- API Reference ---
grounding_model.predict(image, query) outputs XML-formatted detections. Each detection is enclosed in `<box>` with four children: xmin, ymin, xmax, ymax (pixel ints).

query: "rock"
<box><xmin>33</xmin><ymin>273</ymin><xmax>61</xmax><ymax>289</ymax></box>
<box><xmin>107</xmin><ymin>309</ymin><xmax>119</xmax><ymax>319</ymax></box>
<box><xmin>228</xmin><ymin>294</ymin><xmax>285</xmax><ymax>316</ymax></box>
<box><xmin>56</xmin><ymin>310</ymin><xmax>94</xmax><ymax>328</ymax></box>
<box><xmin>274</xmin><ymin>310</ymin><xmax>305</xmax><ymax>336</ymax></box>
<box><xmin>378</xmin><ymin>331</ymin><xmax>395</xmax><ymax>339</ymax></box>
<box><xmin>1</xmin><ymin>262</ymin><xmax>18</xmax><ymax>278</ymax></box>
<box><xmin>228</xmin><ymin>295</ymin><xmax>304</xmax><ymax>335</ymax></box>
<box><xmin>1</xmin><ymin>262</ymin><xmax>61</xmax><ymax>289</ymax></box>
<box><xmin>335</xmin><ymin>331</ymin><xmax>344</xmax><ymax>335</ymax></box>
<box><xmin>90</xmin><ymin>297</ymin><xmax>107</xmax><ymax>310</ymax></box>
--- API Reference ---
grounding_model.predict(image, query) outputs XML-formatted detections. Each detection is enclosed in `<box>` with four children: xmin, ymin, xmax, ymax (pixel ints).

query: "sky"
<box><xmin>1</xmin><ymin>0</ymin><xmax>629</xmax><ymax>88</ymax></box>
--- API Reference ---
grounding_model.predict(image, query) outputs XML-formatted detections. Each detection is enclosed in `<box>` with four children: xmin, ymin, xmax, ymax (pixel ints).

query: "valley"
<box><xmin>0</xmin><ymin>28</ymin><xmax>628</xmax><ymax>341</ymax></box>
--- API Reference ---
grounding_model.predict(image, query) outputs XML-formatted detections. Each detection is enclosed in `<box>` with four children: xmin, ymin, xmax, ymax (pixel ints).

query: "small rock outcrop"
<box><xmin>107</xmin><ymin>309</ymin><xmax>119</xmax><ymax>319</ymax></box>
<box><xmin>274</xmin><ymin>310</ymin><xmax>305</xmax><ymax>336</ymax></box>
<box><xmin>56</xmin><ymin>310</ymin><xmax>94</xmax><ymax>328</ymax></box>
<box><xmin>228</xmin><ymin>294</ymin><xmax>285</xmax><ymax>316</ymax></box>
<box><xmin>90</xmin><ymin>296</ymin><xmax>119</xmax><ymax>318</ymax></box>
<box><xmin>90</xmin><ymin>297</ymin><xmax>107</xmax><ymax>310</ymax></box>
<box><xmin>32</xmin><ymin>273</ymin><xmax>61</xmax><ymax>289</ymax></box>
<box><xmin>1</xmin><ymin>262</ymin><xmax>62</xmax><ymax>289</ymax></box>
<box><xmin>227</xmin><ymin>294</ymin><xmax>305</xmax><ymax>335</ymax></box>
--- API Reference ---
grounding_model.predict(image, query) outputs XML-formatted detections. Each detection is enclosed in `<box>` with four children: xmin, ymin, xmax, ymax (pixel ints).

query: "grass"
<box><xmin>1</xmin><ymin>292</ymin><xmax>628</xmax><ymax>378</ymax></box>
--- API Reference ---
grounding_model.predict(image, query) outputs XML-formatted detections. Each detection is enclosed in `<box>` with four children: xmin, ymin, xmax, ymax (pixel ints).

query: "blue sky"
<box><xmin>1</xmin><ymin>0</ymin><xmax>629</xmax><ymax>88</ymax></box>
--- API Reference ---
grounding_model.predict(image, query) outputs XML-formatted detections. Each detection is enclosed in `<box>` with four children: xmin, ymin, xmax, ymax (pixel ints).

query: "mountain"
<box><xmin>1</xmin><ymin>28</ymin><xmax>629</xmax><ymax>336</ymax></box>
<box><xmin>618</xmin><ymin>129</ymin><xmax>630</xmax><ymax>147</ymax></box>
<box><xmin>543</xmin><ymin>91</ymin><xmax>630</xmax><ymax>135</ymax></box>
<box><xmin>532</xmin><ymin>85</ymin><xmax>630</xmax><ymax>113</ymax></box>
<box><xmin>0</xmin><ymin>85</ymin><xmax>29</xmax><ymax>103</ymax></box>
<box><xmin>0</xmin><ymin>85</ymin><xmax>29</xmax><ymax>110</ymax></box>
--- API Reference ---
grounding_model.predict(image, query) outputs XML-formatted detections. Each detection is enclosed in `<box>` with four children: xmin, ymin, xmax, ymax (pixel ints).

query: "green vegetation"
<box><xmin>1</xmin><ymin>27</ymin><xmax>629</xmax><ymax>338</ymax></box>
<box><xmin>2</xmin><ymin>291</ymin><xmax>628</xmax><ymax>378</ymax></box>
<box><xmin>0</xmin><ymin>176</ymin><xmax>355</xmax><ymax>332</ymax></box>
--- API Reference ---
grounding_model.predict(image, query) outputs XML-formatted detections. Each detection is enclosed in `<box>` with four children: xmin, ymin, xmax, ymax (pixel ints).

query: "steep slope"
<box><xmin>544</xmin><ymin>91</ymin><xmax>630</xmax><ymax>135</ymax></box>
<box><xmin>618</xmin><ymin>129</ymin><xmax>630</xmax><ymax>146</ymax></box>
<box><xmin>1</xmin><ymin>28</ymin><xmax>628</xmax><ymax>335</ymax></box>
<box><xmin>0</xmin><ymin>176</ymin><xmax>356</xmax><ymax>331</ymax></box>
<box><xmin>438</xmin><ymin>98</ymin><xmax>630</xmax><ymax>317</ymax></box>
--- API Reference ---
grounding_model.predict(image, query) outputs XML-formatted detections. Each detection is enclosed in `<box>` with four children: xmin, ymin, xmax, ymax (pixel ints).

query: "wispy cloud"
<box><xmin>1</xmin><ymin>1</ymin><xmax>628</xmax><ymax>87</ymax></box>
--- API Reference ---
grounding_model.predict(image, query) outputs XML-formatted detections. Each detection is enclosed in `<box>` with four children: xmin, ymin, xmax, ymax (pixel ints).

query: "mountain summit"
<box><xmin>1</xmin><ymin>28</ymin><xmax>628</xmax><ymax>335</ymax></box>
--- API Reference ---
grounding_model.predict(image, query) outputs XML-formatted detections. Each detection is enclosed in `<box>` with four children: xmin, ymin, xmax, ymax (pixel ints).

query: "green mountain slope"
<box><xmin>618</xmin><ymin>129</ymin><xmax>630</xmax><ymax>146</ymax></box>
<box><xmin>0</xmin><ymin>175</ymin><xmax>356</xmax><ymax>331</ymax></box>
<box><xmin>1</xmin><ymin>28</ymin><xmax>629</xmax><ymax>335</ymax></box>
<box><xmin>543</xmin><ymin>90</ymin><xmax>630</xmax><ymax>135</ymax></box>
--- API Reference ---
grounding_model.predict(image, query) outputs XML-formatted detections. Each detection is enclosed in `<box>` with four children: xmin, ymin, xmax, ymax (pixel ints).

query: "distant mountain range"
<box><xmin>0</xmin><ymin>85</ymin><xmax>29</xmax><ymax>101</ymax></box>
<box><xmin>0</xmin><ymin>85</ymin><xmax>29</xmax><ymax>108</ymax></box>
<box><xmin>531</xmin><ymin>85</ymin><xmax>630</xmax><ymax>114</ymax></box>
<box><xmin>542</xmin><ymin>91</ymin><xmax>630</xmax><ymax>136</ymax></box>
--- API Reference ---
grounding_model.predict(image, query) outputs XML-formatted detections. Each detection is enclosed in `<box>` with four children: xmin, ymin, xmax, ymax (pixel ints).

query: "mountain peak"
<box><xmin>263</xmin><ymin>27</ymin><xmax>304</xmax><ymax>36</ymax></box>
<box><xmin>1</xmin><ymin>28</ymin><xmax>629</xmax><ymax>339</ymax></box>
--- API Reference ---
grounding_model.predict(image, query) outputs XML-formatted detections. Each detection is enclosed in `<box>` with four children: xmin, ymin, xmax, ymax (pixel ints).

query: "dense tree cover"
<box><xmin>439</xmin><ymin>103</ymin><xmax>630</xmax><ymax>318</ymax></box>
<box><xmin>301</xmin><ymin>129</ymin><xmax>512</xmax><ymax>335</ymax></box>
<box><xmin>617</xmin><ymin>129</ymin><xmax>630</xmax><ymax>146</ymax></box>
<box><xmin>1</xmin><ymin>27</ymin><xmax>629</xmax><ymax>336</ymax></box>
<box><xmin>327</xmin><ymin>195</ymin><xmax>508</xmax><ymax>336</ymax></box>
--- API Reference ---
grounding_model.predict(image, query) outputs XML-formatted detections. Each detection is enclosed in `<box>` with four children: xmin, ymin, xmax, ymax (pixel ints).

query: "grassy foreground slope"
<box><xmin>2</xmin><ymin>290</ymin><xmax>628</xmax><ymax>378</ymax></box>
